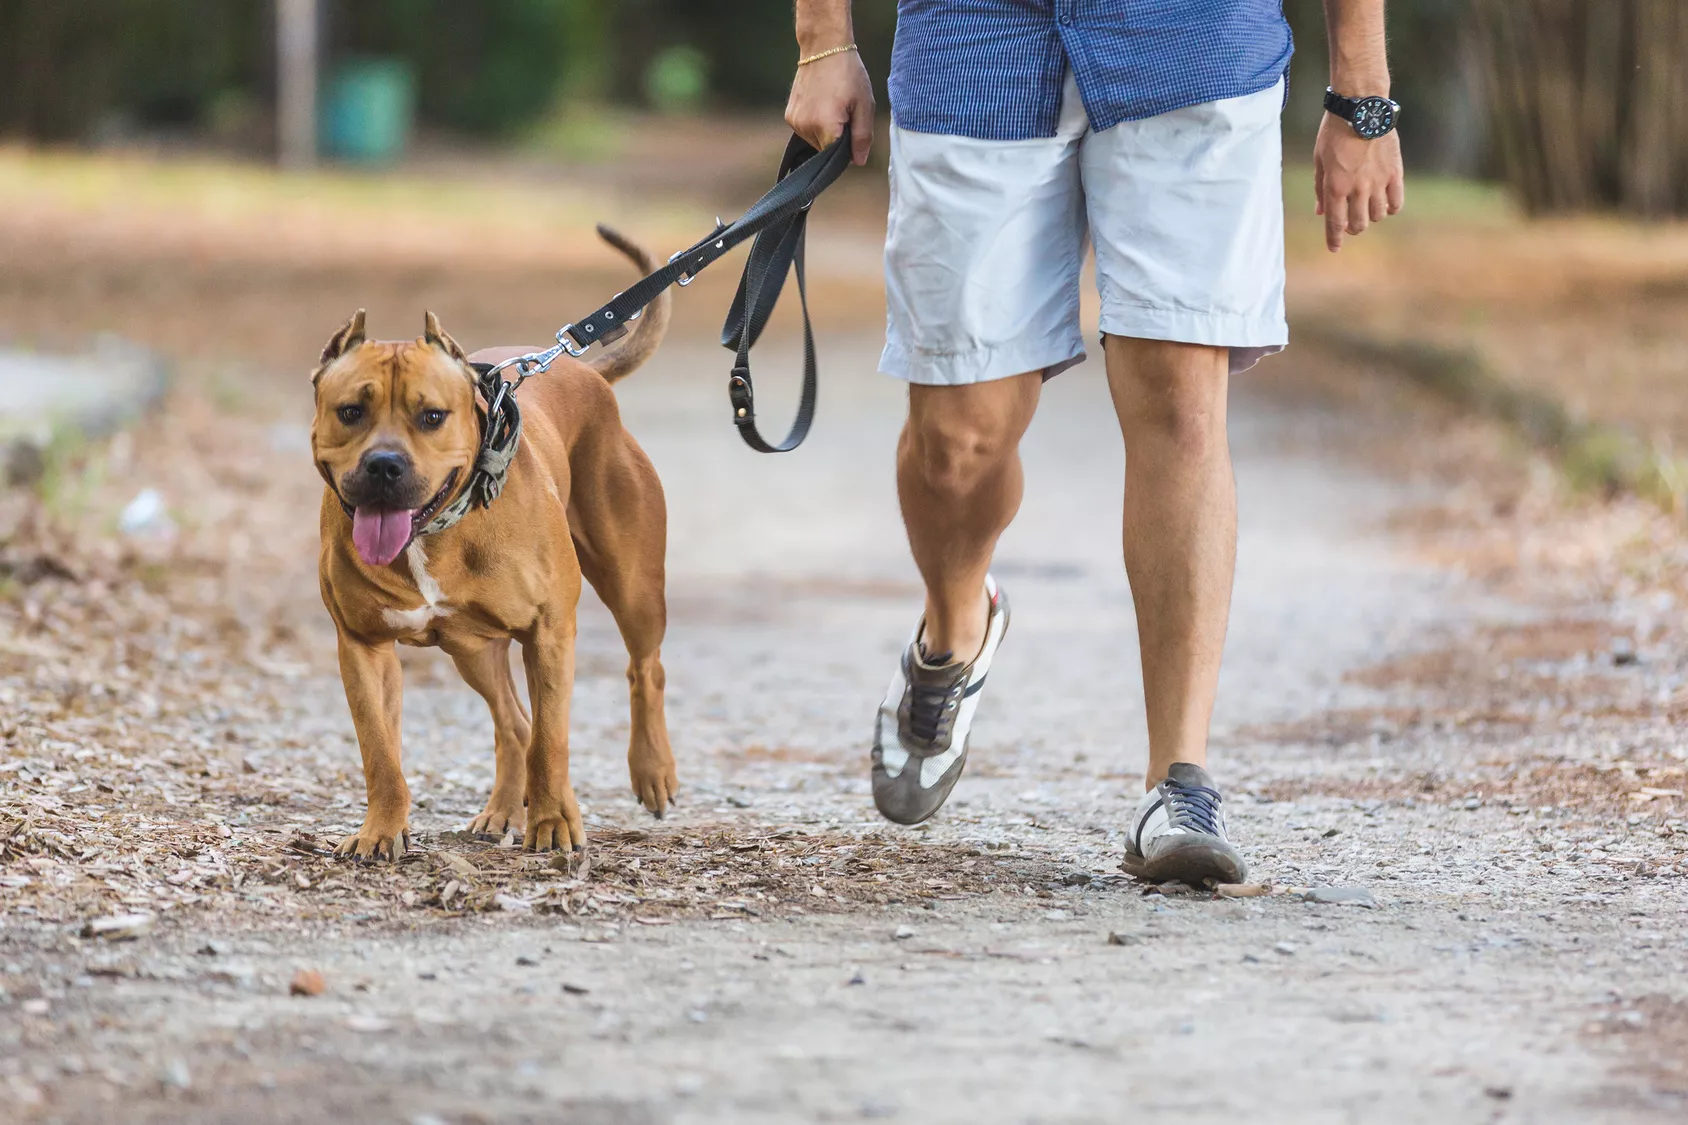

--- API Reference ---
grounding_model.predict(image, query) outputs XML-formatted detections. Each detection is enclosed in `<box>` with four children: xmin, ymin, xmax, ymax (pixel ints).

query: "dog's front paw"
<box><xmin>523</xmin><ymin>788</ymin><xmax>585</xmax><ymax>853</ymax></box>
<box><xmin>467</xmin><ymin>795</ymin><xmax>525</xmax><ymax>840</ymax></box>
<box><xmin>335</xmin><ymin>822</ymin><xmax>412</xmax><ymax>862</ymax></box>
<box><xmin>629</xmin><ymin>745</ymin><xmax>679</xmax><ymax>819</ymax></box>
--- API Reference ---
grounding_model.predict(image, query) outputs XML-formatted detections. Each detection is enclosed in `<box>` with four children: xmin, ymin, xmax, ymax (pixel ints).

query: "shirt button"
<box><xmin>1059</xmin><ymin>14</ymin><xmax>1073</xmax><ymax>25</ymax></box>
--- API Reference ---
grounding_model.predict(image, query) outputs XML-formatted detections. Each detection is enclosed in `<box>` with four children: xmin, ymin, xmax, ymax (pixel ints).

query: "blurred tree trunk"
<box><xmin>1473</xmin><ymin>0</ymin><xmax>1688</xmax><ymax>216</ymax></box>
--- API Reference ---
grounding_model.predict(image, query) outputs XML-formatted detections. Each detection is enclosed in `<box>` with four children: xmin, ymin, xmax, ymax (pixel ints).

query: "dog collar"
<box><xmin>415</xmin><ymin>363</ymin><xmax>522</xmax><ymax>538</ymax></box>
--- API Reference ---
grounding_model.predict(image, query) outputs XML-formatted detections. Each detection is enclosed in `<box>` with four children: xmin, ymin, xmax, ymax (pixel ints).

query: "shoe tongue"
<box><xmin>1165</xmin><ymin>762</ymin><xmax>1217</xmax><ymax>790</ymax></box>
<box><xmin>916</xmin><ymin>643</ymin><xmax>955</xmax><ymax>669</ymax></box>
<box><xmin>352</xmin><ymin>507</ymin><xmax>415</xmax><ymax>567</ymax></box>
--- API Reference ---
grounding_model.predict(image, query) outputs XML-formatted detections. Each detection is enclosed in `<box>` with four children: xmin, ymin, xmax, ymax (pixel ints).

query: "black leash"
<box><xmin>483</xmin><ymin>130</ymin><xmax>853</xmax><ymax>454</ymax></box>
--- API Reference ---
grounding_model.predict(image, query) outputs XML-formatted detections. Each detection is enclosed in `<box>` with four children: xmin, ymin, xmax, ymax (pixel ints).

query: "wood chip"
<box><xmin>1215</xmin><ymin>883</ymin><xmax>1272</xmax><ymax>898</ymax></box>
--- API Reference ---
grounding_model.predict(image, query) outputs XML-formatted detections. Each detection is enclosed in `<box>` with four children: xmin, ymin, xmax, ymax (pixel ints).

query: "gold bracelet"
<box><xmin>797</xmin><ymin>43</ymin><xmax>858</xmax><ymax>67</ymax></box>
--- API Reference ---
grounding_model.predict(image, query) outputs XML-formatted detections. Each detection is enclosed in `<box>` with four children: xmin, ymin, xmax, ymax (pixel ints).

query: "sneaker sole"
<box><xmin>1121</xmin><ymin>835</ymin><xmax>1248</xmax><ymax>886</ymax></box>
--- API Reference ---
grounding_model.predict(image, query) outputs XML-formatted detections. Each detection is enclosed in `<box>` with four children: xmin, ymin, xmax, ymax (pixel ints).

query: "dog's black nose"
<box><xmin>362</xmin><ymin>450</ymin><xmax>410</xmax><ymax>483</ymax></box>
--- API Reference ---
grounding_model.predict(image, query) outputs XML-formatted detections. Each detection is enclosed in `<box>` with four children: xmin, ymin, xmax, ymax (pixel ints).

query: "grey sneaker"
<box><xmin>871</xmin><ymin>576</ymin><xmax>1010</xmax><ymax>825</ymax></box>
<box><xmin>1122</xmin><ymin>762</ymin><xmax>1248</xmax><ymax>885</ymax></box>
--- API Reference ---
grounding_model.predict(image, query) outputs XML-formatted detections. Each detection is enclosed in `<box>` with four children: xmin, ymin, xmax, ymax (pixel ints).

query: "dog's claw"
<box><xmin>334</xmin><ymin>827</ymin><xmax>409</xmax><ymax>863</ymax></box>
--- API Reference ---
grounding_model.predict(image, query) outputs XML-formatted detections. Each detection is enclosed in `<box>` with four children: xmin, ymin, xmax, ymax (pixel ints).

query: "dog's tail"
<box><xmin>588</xmin><ymin>224</ymin><xmax>671</xmax><ymax>384</ymax></box>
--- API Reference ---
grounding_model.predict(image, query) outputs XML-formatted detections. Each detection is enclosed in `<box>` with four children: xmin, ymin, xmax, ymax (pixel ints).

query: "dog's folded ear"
<box><xmin>314</xmin><ymin>309</ymin><xmax>367</xmax><ymax>384</ymax></box>
<box><xmin>423</xmin><ymin>311</ymin><xmax>469</xmax><ymax>365</ymax></box>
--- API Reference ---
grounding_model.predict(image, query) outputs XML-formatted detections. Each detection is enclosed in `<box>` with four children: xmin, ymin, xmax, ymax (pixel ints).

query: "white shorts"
<box><xmin>880</xmin><ymin>73</ymin><xmax>1288</xmax><ymax>385</ymax></box>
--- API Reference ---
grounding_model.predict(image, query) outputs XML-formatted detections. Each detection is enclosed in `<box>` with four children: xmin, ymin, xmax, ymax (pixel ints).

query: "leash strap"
<box><xmin>567</xmin><ymin>132</ymin><xmax>851</xmax><ymax>452</ymax></box>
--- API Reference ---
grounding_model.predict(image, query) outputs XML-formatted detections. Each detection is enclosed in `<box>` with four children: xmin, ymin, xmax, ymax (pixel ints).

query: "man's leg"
<box><xmin>898</xmin><ymin>373</ymin><xmax>1043</xmax><ymax>659</ymax></box>
<box><xmin>1104</xmin><ymin>335</ymin><xmax>1235</xmax><ymax>789</ymax></box>
<box><xmin>870</xmin><ymin>373</ymin><xmax>1038</xmax><ymax>825</ymax></box>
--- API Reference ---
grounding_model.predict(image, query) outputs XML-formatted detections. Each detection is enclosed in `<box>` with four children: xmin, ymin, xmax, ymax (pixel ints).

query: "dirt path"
<box><xmin>3</xmin><ymin>334</ymin><xmax>1686</xmax><ymax>1124</ymax></box>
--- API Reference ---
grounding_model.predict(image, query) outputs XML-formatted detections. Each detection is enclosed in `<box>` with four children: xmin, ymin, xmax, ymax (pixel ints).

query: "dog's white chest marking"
<box><xmin>384</xmin><ymin>540</ymin><xmax>453</xmax><ymax>632</ymax></box>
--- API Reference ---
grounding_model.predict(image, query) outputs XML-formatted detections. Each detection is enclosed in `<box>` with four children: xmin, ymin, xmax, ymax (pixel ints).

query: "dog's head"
<box><xmin>310</xmin><ymin>310</ymin><xmax>482</xmax><ymax>567</ymax></box>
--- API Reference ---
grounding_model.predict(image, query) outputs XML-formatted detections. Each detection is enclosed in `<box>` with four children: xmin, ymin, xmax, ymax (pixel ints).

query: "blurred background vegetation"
<box><xmin>0</xmin><ymin>1</ymin><xmax>1684</xmax><ymax>215</ymax></box>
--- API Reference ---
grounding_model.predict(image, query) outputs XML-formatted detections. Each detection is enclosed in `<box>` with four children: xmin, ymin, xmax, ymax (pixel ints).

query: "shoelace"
<box><xmin>906</xmin><ymin>650</ymin><xmax>961</xmax><ymax>743</ymax></box>
<box><xmin>1163</xmin><ymin>779</ymin><xmax>1224</xmax><ymax>836</ymax></box>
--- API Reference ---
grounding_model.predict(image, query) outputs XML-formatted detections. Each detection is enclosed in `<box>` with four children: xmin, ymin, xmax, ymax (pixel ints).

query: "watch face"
<box><xmin>1352</xmin><ymin>96</ymin><xmax>1395</xmax><ymax>139</ymax></box>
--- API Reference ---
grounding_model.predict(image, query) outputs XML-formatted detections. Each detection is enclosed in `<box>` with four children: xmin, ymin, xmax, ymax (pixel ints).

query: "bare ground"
<box><xmin>2</xmin><ymin>149</ymin><xmax>1687</xmax><ymax>1124</ymax></box>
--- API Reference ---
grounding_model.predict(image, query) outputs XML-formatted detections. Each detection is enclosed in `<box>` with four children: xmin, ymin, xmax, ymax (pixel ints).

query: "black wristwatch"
<box><xmin>1324</xmin><ymin>88</ymin><xmax>1399</xmax><ymax>140</ymax></box>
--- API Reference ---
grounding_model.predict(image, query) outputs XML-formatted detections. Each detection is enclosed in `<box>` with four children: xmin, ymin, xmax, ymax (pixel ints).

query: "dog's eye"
<box><xmin>419</xmin><ymin>409</ymin><xmax>448</xmax><ymax>430</ymax></box>
<box><xmin>337</xmin><ymin>404</ymin><xmax>364</xmax><ymax>425</ymax></box>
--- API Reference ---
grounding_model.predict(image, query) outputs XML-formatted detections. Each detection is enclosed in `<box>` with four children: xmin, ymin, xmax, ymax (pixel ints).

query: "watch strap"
<box><xmin>1324</xmin><ymin>87</ymin><xmax>1360</xmax><ymax>122</ymax></box>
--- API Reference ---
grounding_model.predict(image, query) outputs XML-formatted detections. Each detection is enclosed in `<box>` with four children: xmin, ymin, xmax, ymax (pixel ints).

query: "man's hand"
<box><xmin>1313</xmin><ymin>117</ymin><xmax>1404</xmax><ymax>252</ymax></box>
<box><xmin>785</xmin><ymin>49</ymin><xmax>875</xmax><ymax>166</ymax></box>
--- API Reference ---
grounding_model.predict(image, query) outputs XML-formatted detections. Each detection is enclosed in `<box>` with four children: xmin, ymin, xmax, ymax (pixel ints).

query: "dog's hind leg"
<box><xmin>332</xmin><ymin>631</ymin><xmax>412</xmax><ymax>861</ymax></box>
<box><xmin>446</xmin><ymin>638</ymin><xmax>532</xmax><ymax>839</ymax></box>
<box><xmin>570</xmin><ymin>435</ymin><xmax>679</xmax><ymax>817</ymax></box>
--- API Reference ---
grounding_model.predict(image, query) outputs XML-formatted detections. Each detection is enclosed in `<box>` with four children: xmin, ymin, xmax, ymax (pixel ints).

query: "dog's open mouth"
<box><xmin>350</xmin><ymin>469</ymin><xmax>460</xmax><ymax>568</ymax></box>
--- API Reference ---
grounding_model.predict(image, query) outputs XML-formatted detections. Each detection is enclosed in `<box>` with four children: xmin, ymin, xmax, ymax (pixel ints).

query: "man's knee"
<box><xmin>1107</xmin><ymin>339</ymin><xmax>1229</xmax><ymax>458</ymax></box>
<box><xmin>902</xmin><ymin>381</ymin><xmax>1036</xmax><ymax>499</ymax></box>
<box><xmin>905</xmin><ymin>415</ymin><xmax>1015</xmax><ymax>498</ymax></box>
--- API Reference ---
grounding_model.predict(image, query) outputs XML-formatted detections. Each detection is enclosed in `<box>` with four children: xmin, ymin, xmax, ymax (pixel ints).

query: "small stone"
<box><xmin>687</xmin><ymin>1008</ymin><xmax>709</xmax><ymax>1023</ymax></box>
<box><xmin>344</xmin><ymin>1015</ymin><xmax>393</xmax><ymax>1033</ymax></box>
<box><xmin>289</xmin><ymin>968</ymin><xmax>327</xmax><ymax>997</ymax></box>
<box><xmin>206</xmin><ymin>964</ymin><xmax>257</xmax><ymax>988</ymax></box>
<box><xmin>1241</xmin><ymin>952</ymin><xmax>1262</xmax><ymax>963</ymax></box>
<box><xmin>1107</xmin><ymin>931</ymin><xmax>1142</xmax><ymax>946</ymax></box>
<box><xmin>159</xmin><ymin>1059</ymin><xmax>191</xmax><ymax>1090</ymax></box>
<box><xmin>848</xmin><ymin>969</ymin><xmax>867</xmax><ymax>986</ymax></box>
<box><xmin>196</xmin><ymin>940</ymin><xmax>232</xmax><ymax>957</ymax></box>
<box><xmin>1043</xmin><ymin>909</ymin><xmax>1071</xmax><ymax>921</ymax></box>
<box><xmin>673</xmin><ymin>1073</ymin><xmax>705</xmax><ymax>1097</ymax></box>
<box><xmin>562</xmin><ymin>982</ymin><xmax>590</xmax><ymax>995</ymax></box>
<box><xmin>515</xmin><ymin>955</ymin><xmax>540</xmax><ymax>967</ymax></box>
<box><xmin>1321</xmin><ymin>827</ymin><xmax>1340</xmax><ymax>838</ymax></box>
<box><xmin>1062</xmin><ymin>871</ymin><xmax>1093</xmax><ymax>886</ymax></box>
<box><xmin>1463</xmin><ymin>797</ymin><xmax>1482</xmax><ymax>810</ymax></box>
<box><xmin>81</xmin><ymin>912</ymin><xmax>154</xmax><ymax>941</ymax></box>
<box><xmin>892</xmin><ymin>925</ymin><xmax>916</xmax><ymax>940</ymax></box>
<box><xmin>1302</xmin><ymin>886</ymin><xmax>1378</xmax><ymax>908</ymax></box>
<box><xmin>85</xmin><ymin>955</ymin><xmax>139</xmax><ymax>978</ymax></box>
<box><xmin>1484</xmin><ymin>1085</ymin><xmax>1513</xmax><ymax>1100</ymax></box>
<box><xmin>1273</xmin><ymin>942</ymin><xmax>1298</xmax><ymax>956</ymax></box>
<box><xmin>1611</xmin><ymin>637</ymin><xmax>1638</xmax><ymax>666</ymax></box>
<box><xmin>21</xmin><ymin>997</ymin><xmax>50</xmax><ymax>1015</ymax></box>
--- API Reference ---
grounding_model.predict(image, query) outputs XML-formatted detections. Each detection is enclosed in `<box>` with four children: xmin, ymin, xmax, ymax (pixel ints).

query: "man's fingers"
<box><xmin>1386</xmin><ymin>174</ymin><xmax>1405</xmax><ymax>215</ymax></box>
<box><xmin>1346</xmin><ymin>191</ymin><xmax>1370</xmax><ymax>236</ymax></box>
<box><xmin>850</xmin><ymin>99</ymin><xmax>875</xmax><ymax>165</ymax></box>
<box><xmin>1369</xmin><ymin>190</ymin><xmax>1387</xmax><ymax>224</ymax></box>
<box><xmin>1313</xmin><ymin>161</ymin><xmax>1326</xmax><ymax>215</ymax></box>
<box><xmin>1324</xmin><ymin>191</ymin><xmax>1348</xmax><ymax>252</ymax></box>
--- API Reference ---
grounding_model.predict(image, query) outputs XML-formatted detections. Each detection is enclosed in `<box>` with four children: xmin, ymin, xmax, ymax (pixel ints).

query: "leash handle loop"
<box><xmin>562</xmin><ymin>131</ymin><xmax>851</xmax><ymax>452</ymax></box>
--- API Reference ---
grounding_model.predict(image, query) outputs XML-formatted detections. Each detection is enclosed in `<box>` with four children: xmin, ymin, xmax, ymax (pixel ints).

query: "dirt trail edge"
<box><xmin>3</xmin><ymin>338</ymin><xmax>1685</xmax><ymax>1124</ymax></box>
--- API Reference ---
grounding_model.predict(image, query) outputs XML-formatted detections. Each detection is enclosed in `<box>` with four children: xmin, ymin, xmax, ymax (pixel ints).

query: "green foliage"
<box><xmin>643</xmin><ymin>46</ymin><xmax>709</xmax><ymax>113</ymax></box>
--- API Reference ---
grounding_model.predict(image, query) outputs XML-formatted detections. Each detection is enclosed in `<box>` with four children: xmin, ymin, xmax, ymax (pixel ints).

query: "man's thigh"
<box><xmin>881</xmin><ymin>88</ymin><xmax>1091</xmax><ymax>388</ymax></box>
<box><xmin>1081</xmin><ymin>80</ymin><xmax>1288</xmax><ymax>376</ymax></box>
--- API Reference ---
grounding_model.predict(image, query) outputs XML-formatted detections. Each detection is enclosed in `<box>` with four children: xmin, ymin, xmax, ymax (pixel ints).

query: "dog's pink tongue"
<box><xmin>351</xmin><ymin>508</ymin><xmax>415</xmax><ymax>567</ymax></box>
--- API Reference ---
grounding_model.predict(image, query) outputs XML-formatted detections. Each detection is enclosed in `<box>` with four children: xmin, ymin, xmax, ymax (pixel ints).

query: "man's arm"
<box><xmin>786</xmin><ymin>0</ymin><xmax>876</xmax><ymax>165</ymax></box>
<box><xmin>1314</xmin><ymin>0</ymin><xmax>1406</xmax><ymax>251</ymax></box>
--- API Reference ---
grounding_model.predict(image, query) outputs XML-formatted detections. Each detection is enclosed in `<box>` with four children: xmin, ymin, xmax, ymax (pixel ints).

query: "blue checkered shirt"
<box><xmin>889</xmin><ymin>0</ymin><xmax>1295</xmax><ymax>140</ymax></box>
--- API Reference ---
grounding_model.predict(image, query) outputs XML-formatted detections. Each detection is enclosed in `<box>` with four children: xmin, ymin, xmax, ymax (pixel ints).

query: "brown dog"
<box><xmin>310</xmin><ymin>228</ymin><xmax>677</xmax><ymax>860</ymax></box>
